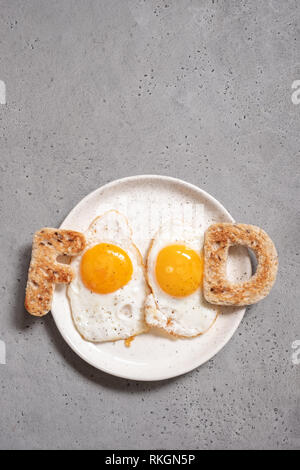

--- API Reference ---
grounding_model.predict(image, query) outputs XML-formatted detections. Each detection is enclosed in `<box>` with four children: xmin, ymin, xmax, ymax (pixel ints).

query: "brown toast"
<box><xmin>25</xmin><ymin>228</ymin><xmax>85</xmax><ymax>316</ymax></box>
<box><xmin>203</xmin><ymin>223</ymin><xmax>278</xmax><ymax>306</ymax></box>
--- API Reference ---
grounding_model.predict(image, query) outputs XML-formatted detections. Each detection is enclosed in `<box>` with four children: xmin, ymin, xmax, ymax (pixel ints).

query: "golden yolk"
<box><xmin>155</xmin><ymin>244</ymin><xmax>203</xmax><ymax>297</ymax></box>
<box><xmin>124</xmin><ymin>335</ymin><xmax>135</xmax><ymax>348</ymax></box>
<box><xmin>80</xmin><ymin>243</ymin><xmax>133</xmax><ymax>294</ymax></box>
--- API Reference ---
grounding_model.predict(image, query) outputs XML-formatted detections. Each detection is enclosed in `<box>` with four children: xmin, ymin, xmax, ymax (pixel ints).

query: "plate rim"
<box><xmin>52</xmin><ymin>174</ymin><xmax>249</xmax><ymax>381</ymax></box>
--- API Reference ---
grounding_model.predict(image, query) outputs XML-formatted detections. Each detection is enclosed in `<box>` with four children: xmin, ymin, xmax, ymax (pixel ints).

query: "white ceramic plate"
<box><xmin>51</xmin><ymin>175</ymin><xmax>251</xmax><ymax>381</ymax></box>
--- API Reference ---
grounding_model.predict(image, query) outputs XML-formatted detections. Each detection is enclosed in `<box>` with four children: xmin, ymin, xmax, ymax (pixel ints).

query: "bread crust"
<box><xmin>203</xmin><ymin>223</ymin><xmax>278</xmax><ymax>306</ymax></box>
<box><xmin>25</xmin><ymin>228</ymin><xmax>85</xmax><ymax>316</ymax></box>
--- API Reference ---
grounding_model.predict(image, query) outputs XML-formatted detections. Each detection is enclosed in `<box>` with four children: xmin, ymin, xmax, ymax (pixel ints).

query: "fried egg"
<box><xmin>67</xmin><ymin>211</ymin><xmax>149</xmax><ymax>342</ymax></box>
<box><xmin>145</xmin><ymin>222</ymin><xmax>218</xmax><ymax>337</ymax></box>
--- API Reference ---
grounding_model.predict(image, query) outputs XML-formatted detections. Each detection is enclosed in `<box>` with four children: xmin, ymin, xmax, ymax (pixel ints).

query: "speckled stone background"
<box><xmin>0</xmin><ymin>0</ymin><xmax>299</xmax><ymax>450</ymax></box>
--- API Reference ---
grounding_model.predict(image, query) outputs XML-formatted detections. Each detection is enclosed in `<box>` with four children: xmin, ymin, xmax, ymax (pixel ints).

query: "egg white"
<box><xmin>67</xmin><ymin>211</ymin><xmax>149</xmax><ymax>343</ymax></box>
<box><xmin>146</xmin><ymin>222</ymin><xmax>218</xmax><ymax>338</ymax></box>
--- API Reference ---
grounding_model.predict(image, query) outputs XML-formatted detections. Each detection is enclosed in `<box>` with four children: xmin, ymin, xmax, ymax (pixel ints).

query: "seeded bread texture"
<box><xmin>25</xmin><ymin>228</ymin><xmax>85</xmax><ymax>316</ymax></box>
<box><xmin>203</xmin><ymin>223</ymin><xmax>278</xmax><ymax>306</ymax></box>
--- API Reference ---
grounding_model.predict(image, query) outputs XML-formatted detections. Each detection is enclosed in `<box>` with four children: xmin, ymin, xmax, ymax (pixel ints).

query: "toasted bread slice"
<box><xmin>203</xmin><ymin>223</ymin><xmax>278</xmax><ymax>306</ymax></box>
<box><xmin>25</xmin><ymin>228</ymin><xmax>85</xmax><ymax>316</ymax></box>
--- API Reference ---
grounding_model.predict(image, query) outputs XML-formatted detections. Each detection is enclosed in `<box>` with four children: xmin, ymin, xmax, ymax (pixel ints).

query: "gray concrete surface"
<box><xmin>0</xmin><ymin>0</ymin><xmax>299</xmax><ymax>450</ymax></box>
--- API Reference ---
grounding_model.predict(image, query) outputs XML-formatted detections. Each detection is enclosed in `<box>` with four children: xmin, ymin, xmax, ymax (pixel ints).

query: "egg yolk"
<box><xmin>155</xmin><ymin>244</ymin><xmax>203</xmax><ymax>297</ymax></box>
<box><xmin>80</xmin><ymin>243</ymin><xmax>133</xmax><ymax>294</ymax></box>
